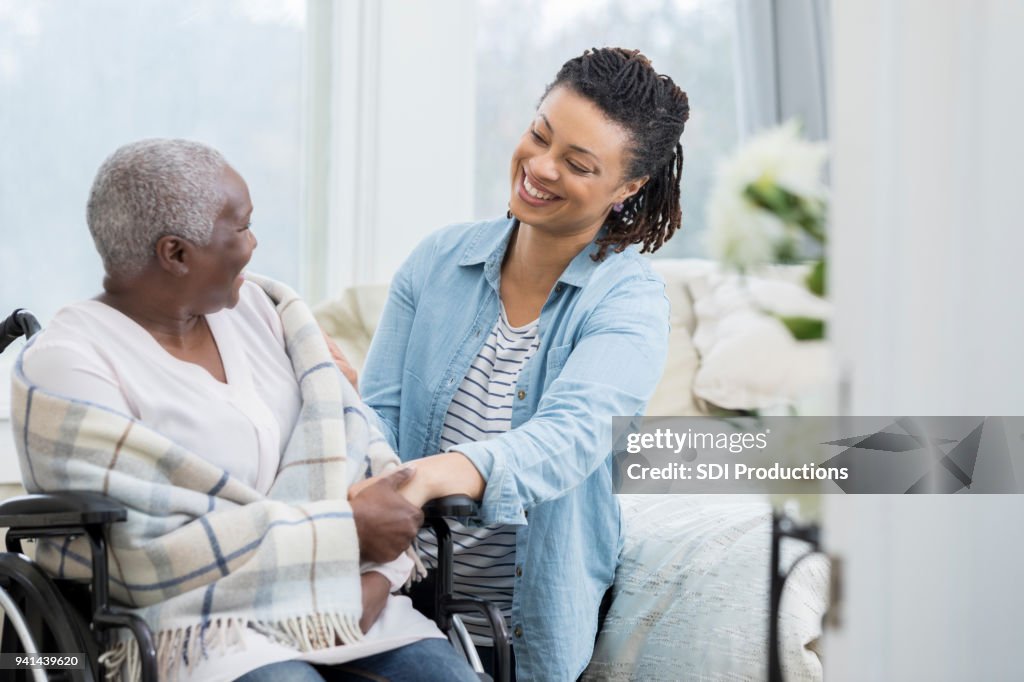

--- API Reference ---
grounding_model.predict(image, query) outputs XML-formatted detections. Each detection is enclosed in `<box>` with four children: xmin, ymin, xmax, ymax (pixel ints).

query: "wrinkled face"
<box><xmin>508</xmin><ymin>86</ymin><xmax>646</xmax><ymax>237</ymax></box>
<box><xmin>188</xmin><ymin>165</ymin><xmax>256</xmax><ymax>312</ymax></box>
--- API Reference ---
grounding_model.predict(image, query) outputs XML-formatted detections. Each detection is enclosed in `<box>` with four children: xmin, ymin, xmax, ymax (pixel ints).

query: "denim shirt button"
<box><xmin>516</xmin><ymin>565</ymin><xmax>523</xmax><ymax>577</ymax></box>
<box><xmin>556</xmin><ymin>284</ymin><xmax>564</xmax><ymax>293</ymax></box>
<box><xmin>517</xmin><ymin>390</ymin><xmax>526</xmax><ymax>400</ymax></box>
<box><xmin>514</xmin><ymin>626</ymin><xmax>523</xmax><ymax>638</ymax></box>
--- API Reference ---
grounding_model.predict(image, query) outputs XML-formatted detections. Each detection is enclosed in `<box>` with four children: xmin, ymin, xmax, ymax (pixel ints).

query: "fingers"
<box><xmin>320</xmin><ymin>329</ymin><xmax>340</xmax><ymax>359</ymax></box>
<box><xmin>348</xmin><ymin>477</ymin><xmax>373</xmax><ymax>499</ymax></box>
<box><xmin>349</xmin><ymin>466</ymin><xmax>415</xmax><ymax>500</ymax></box>
<box><xmin>320</xmin><ymin>328</ymin><xmax>359</xmax><ymax>390</ymax></box>
<box><xmin>382</xmin><ymin>465</ymin><xmax>416</xmax><ymax>488</ymax></box>
<box><xmin>320</xmin><ymin>326</ymin><xmax>337</xmax><ymax>347</ymax></box>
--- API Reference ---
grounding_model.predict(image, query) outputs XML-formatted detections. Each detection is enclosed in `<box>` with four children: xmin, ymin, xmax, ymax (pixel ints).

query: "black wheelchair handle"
<box><xmin>422</xmin><ymin>494</ymin><xmax>479</xmax><ymax>520</ymax></box>
<box><xmin>0</xmin><ymin>308</ymin><xmax>41</xmax><ymax>353</ymax></box>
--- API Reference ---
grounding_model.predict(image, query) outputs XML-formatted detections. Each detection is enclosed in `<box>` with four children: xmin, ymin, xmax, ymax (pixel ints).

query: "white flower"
<box><xmin>706</xmin><ymin>191</ymin><xmax>791</xmax><ymax>268</ymax></box>
<box><xmin>706</xmin><ymin>120</ymin><xmax>828</xmax><ymax>270</ymax></box>
<box><xmin>721</xmin><ymin>120</ymin><xmax>829</xmax><ymax>199</ymax></box>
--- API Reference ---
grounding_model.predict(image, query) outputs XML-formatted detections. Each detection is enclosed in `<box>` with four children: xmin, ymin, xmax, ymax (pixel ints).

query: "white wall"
<box><xmin>309</xmin><ymin>0</ymin><xmax>477</xmax><ymax>300</ymax></box>
<box><xmin>826</xmin><ymin>1</ymin><xmax>1024</xmax><ymax>679</ymax></box>
<box><xmin>830</xmin><ymin>0</ymin><xmax>1024</xmax><ymax>414</ymax></box>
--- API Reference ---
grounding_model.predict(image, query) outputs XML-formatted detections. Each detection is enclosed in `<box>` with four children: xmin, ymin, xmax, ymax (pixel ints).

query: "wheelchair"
<box><xmin>0</xmin><ymin>308</ymin><xmax>511</xmax><ymax>682</ymax></box>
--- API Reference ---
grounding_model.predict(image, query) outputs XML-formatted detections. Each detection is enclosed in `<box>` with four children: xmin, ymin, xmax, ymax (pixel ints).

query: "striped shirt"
<box><xmin>419</xmin><ymin>308</ymin><xmax>540</xmax><ymax>642</ymax></box>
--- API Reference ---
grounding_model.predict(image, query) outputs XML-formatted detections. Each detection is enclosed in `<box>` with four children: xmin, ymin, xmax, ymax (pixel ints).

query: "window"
<box><xmin>0</xmin><ymin>1</ymin><xmax>308</xmax><ymax>479</ymax></box>
<box><xmin>473</xmin><ymin>0</ymin><xmax>740</xmax><ymax>258</ymax></box>
<box><xmin>0</xmin><ymin>0</ymin><xmax>307</xmax><ymax>327</ymax></box>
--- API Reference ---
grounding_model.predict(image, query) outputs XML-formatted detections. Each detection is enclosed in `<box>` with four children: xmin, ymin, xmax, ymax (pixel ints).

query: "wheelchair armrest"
<box><xmin>0</xmin><ymin>491</ymin><xmax>156</xmax><ymax>678</ymax></box>
<box><xmin>0</xmin><ymin>491</ymin><xmax>127</xmax><ymax>531</ymax></box>
<box><xmin>422</xmin><ymin>494</ymin><xmax>479</xmax><ymax>520</ymax></box>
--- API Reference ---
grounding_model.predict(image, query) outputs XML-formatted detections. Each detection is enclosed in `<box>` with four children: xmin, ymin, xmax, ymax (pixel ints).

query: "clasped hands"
<box><xmin>348</xmin><ymin>452</ymin><xmax>485</xmax><ymax>564</ymax></box>
<box><xmin>323</xmin><ymin>334</ymin><xmax>487</xmax><ymax>630</ymax></box>
<box><xmin>348</xmin><ymin>452</ymin><xmax>485</xmax><ymax>633</ymax></box>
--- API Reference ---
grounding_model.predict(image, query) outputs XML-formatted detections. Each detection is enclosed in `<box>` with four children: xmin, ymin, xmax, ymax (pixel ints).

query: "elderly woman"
<box><xmin>356</xmin><ymin>48</ymin><xmax>690</xmax><ymax>681</ymax></box>
<box><xmin>13</xmin><ymin>139</ymin><xmax>478</xmax><ymax>682</ymax></box>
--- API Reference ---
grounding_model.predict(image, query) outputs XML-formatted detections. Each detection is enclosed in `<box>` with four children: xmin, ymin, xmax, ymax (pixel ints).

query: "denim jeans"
<box><xmin>234</xmin><ymin>638</ymin><xmax>480</xmax><ymax>682</ymax></box>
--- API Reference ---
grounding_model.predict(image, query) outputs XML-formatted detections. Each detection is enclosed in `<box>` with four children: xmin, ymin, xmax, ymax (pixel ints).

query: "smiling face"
<box><xmin>508</xmin><ymin>86</ymin><xmax>647</xmax><ymax>238</ymax></box>
<box><xmin>186</xmin><ymin>165</ymin><xmax>256</xmax><ymax>312</ymax></box>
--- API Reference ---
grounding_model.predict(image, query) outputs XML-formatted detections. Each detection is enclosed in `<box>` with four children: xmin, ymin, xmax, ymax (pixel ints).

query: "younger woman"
<box><xmin>360</xmin><ymin>48</ymin><xmax>690</xmax><ymax>681</ymax></box>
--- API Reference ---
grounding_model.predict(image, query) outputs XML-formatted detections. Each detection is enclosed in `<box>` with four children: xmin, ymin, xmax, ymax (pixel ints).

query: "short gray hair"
<box><xmin>87</xmin><ymin>139</ymin><xmax>227</xmax><ymax>276</ymax></box>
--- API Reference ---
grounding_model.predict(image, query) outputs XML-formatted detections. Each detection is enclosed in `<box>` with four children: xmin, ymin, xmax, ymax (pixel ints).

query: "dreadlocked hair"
<box><xmin>543</xmin><ymin>47</ymin><xmax>690</xmax><ymax>260</ymax></box>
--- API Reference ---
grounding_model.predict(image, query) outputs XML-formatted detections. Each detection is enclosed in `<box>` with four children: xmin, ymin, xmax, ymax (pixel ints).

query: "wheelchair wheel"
<box><xmin>0</xmin><ymin>552</ymin><xmax>97</xmax><ymax>682</ymax></box>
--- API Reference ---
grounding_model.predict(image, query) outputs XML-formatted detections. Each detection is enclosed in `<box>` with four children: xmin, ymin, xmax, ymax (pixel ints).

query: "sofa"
<box><xmin>314</xmin><ymin>258</ymin><xmax>831</xmax><ymax>681</ymax></box>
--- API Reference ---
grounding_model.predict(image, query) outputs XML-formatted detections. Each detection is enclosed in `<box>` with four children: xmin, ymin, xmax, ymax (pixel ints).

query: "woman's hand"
<box><xmin>351</xmin><ymin>454</ymin><xmax>485</xmax><ymax>513</ymax></box>
<box><xmin>320</xmin><ymin>328</ymin><xmax>359</xmax><ymax>392</ymax></box>
<box><xmin>388</xmin><ymin>453</ymin><xmax>486</xmax><ymax>508</ymax></box>
<box><xmin>359</xmin><ymin>571</ymin><xmax>391</xmax><ymax>634</ymax></box>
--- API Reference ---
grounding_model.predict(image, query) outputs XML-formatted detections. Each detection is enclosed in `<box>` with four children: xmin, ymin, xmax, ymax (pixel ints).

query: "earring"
<box><xmin>612</xmin><ymin>202</ymin><xmax>624</xmax><ymax>213</ymax></box>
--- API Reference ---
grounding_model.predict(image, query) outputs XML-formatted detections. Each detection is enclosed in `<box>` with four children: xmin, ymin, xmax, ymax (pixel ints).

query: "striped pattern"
<box><xmin>424</xmin><ymin>310</ymin><xmax>539</xmax><ymax>642</ymax></box>
<box><xmin>10</xmin><ymin>274</ymin><xmax>400</xmax><ymax>681</ymax></box>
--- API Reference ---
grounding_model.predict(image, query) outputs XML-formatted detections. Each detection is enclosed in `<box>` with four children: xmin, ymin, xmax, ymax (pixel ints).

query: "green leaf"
<box><xmin>743</xmin><ymin>182</ymin><xmax>786</xmax><ymax>214</ymax></box>
<box><xmin>796</xmin><ymin>210</ymin><xmax>827</xmax><ymax>243</ymax></box>
<box><xmin>806</xmin><ymin>260</ymin><xmax>826</xmax><ymax>296</ymax></box>
<box><xmin>744</xmin><ymin>183</ymin><xmax>827</xmax><ymax>244</ymax></box>
<box><xmin>778</xmin><ymin>315</ymin><xmax>825</xmax><ymax>341</ymax></box>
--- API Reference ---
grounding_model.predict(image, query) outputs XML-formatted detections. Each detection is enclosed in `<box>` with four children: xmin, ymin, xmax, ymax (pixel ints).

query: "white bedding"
<box><xmin>583</xmin><ymin>495</ymin><xmax>829</xmax><ymax>681</ymax></box>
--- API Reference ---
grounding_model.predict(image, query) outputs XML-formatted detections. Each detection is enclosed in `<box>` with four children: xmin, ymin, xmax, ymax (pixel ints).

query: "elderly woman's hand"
<box><xmin>320</xmin><ymin>328</ymin><xmax>359</xmax><ymax>392</ymax></box>
<box><xmin>348</xmin><ymin>467</ymin><xmax>424</xmax><ymax>563</ymax></box>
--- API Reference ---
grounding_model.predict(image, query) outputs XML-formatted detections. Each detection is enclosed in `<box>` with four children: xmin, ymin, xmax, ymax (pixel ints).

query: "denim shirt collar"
<box><xmin>457</xmin><ymin>216</ymin><xmax>612</xmax><ymax>290</ymax></box>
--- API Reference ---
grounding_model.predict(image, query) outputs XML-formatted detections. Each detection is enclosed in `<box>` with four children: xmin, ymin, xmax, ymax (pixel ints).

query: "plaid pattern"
<box><xmin>10</xmin><ymin>274</ymin><xmax>400</xmax><ymax>681</ymax></box>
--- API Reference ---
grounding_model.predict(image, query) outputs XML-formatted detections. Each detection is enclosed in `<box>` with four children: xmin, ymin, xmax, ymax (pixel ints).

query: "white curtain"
<box><xmin>733</xmin><ymin>0</ymin><xmax>832</xmax><ymax>140</ymax></box>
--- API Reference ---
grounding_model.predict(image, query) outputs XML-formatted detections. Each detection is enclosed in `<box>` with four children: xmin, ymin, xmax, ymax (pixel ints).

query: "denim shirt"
<box><xmin>361</xmin><ymin>217</ymin><xmax>669</xmax><ymax>681</ymax></box>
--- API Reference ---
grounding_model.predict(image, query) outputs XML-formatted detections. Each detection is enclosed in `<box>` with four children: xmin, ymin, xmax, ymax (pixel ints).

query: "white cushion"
<box><xmin>687</xmin><ymin>271</ymin><xmax>833</xmax><ymax>411</ymax></box>
<box><xmin>646</xmin><ymin>259</ymin><xmax>721</xmax><ymax>416</ymax></box>
<box><xmin>313</xmin><ymin>284</ymin><xmax>389</xmax><ymax>372</ymax></box>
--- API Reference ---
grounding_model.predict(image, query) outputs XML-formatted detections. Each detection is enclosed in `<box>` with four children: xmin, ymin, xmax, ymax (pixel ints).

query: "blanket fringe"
<box><xmin>98</xmin><ymin>613</ymin><xmax>363</xmax><ymax>681</ymax></box>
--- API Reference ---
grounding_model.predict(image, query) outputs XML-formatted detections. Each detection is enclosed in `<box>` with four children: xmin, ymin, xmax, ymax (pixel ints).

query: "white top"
<box><xmin>421</xmin><ymin>308</ymin><xmax>539</xmax><ymax>643</ymax></box>
<box><xmin>22</xmin><ymin>281</ymin><xmax>301</xmax><ymax>495</ymax></box>
<box><xmin>21</xmin><ymin>280</ymin><xmax>443</xmax><ymax>681</ymax></box>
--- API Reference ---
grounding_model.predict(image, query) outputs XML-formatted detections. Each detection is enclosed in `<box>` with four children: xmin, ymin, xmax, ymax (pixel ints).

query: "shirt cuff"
<box><xmin>451</xmin><ymin>441</ymin><xmax>527</xmax><ymax>526</ymax></box>
<box><xmin>361</xmin><ymin>552</ymin><xmax>414</xmax><ymax>592</ymax></box>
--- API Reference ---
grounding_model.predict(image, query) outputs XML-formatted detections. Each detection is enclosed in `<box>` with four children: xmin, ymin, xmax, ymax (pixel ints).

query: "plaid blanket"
<box><xmin>10</xmin><ymin>274</ymin><xmax>401</xmax><ymax>681</ymax></box>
